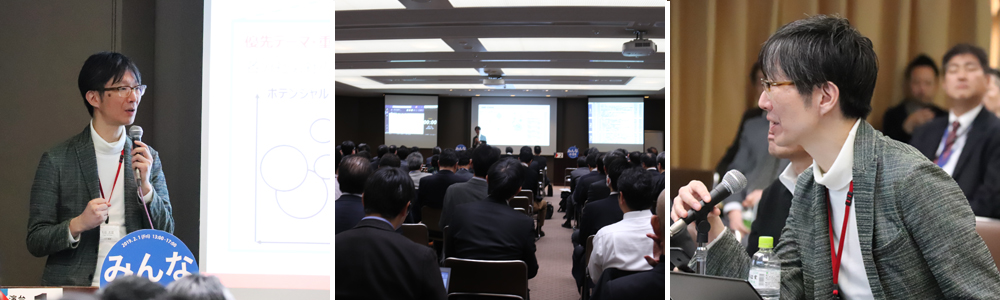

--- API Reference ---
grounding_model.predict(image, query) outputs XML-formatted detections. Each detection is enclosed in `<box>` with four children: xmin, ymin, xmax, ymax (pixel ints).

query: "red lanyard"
<box><xmin>826</xmin><ymin>181</ymin><xmax>853</xmax><ymax>298</ymax></box>
<box><xmin>99</xmin><ymin>150</ymin><xmax>126</xmax><ymax>204</ymax></box>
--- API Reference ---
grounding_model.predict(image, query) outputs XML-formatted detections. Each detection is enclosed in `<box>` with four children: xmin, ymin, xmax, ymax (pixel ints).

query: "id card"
<box><xmin>100</xmin><ymin>225</ymin><xmax>124</xmax><ymax>244</ymax></box>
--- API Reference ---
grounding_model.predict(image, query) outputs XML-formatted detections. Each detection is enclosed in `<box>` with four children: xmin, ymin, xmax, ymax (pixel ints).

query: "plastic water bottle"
<box><xmin>748</xmin><ymin>236</ymin><xmax>780</xmax><ymax>300</ymax></box>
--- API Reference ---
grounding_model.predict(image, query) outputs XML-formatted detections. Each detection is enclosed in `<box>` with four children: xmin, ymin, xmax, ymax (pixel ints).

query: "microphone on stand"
<box><xmin>669</xmin><ymin>170</ymin><xmax>748</xmax><ymax>237</ymax></box>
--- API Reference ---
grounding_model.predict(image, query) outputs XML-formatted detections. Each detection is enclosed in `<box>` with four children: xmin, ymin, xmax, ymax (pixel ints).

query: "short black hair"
<box><xmin>405</xmin><ymin>152</ymin><xmax>424</xmax><ymax>171</ymax></box>
<box><xmin>339</xmin><ymin>156</ymin><xmax>373</xmax><ymax>194</ymax></box>
<box><xmin>388</xmin><ymin>145</ymin><xmax>397</xmax><ymax>154</ymax></box>
<box><xmin>618</xmin><ymin>167</ymin><xmax>654</xmax><ymax>211</ymax></box>
<box><xmin>586</xmin><ymin>152</ymin><xmax>600</xmax><ymax>168</ymax></box>
<box><xmin>101</xmin><ymin>275</ymin><xmax>165</xmax><ymax>300</ymax></box>
<box><xmin>433</xmin><ymin>146</ymin><xmax>442</xmax><ymax>155</ymax></box>
<box><xmin>457</xmin><ymin>150</ymin><xmax>471</xmax><ymax>166</ymax></box>
<box><xmin>656</xmin><ymin>152</ymin><xmax>665</xmax><ymax>169</ymax></box>
<box><xmin>475</xmin><ymin>126</ymin><xmax>481</xmax><ymax>130</ymax></box>
<box><xmin>758</xmin><ymin>14</ymin><xmax>878</xmax><ymax>119</ymax></box>
<box><xmin>905</xmin><ymin>54</ymin><xmax>939</xmax><ymax>81</ymax></box>
<box><xmin>78</xmin><ymin>52</ymin><xmax>142</xmax><ymax>116</ymax></box>
<box><xmin>357</xmin><ymin>143</ymin><xmax>370</xmax><ymax>153</ymax></box>
<box><xmin>439</xmin><ymin>149</ymin><xmax>459</xmax><ymax>167</ymax></box>
<box><xmin>577</xmin><ymin>155</ymin><xmax>588</xmax><ymax>167</ymax></box>
<box><xmin>356</xmin><ymin>150</ymin><xmax>371</xmax><ymax>160</ymax></box>
<box><xmin>411</xmin><ymin>146</ymin><xmax>419</xmax><ymax>153</ymax></box>
<box><xmin>595</xmin><ymin>152</ymin><xmax>608</xmax><ymax>175</ymax></box>
<box><xmin>340</xmin><ymin>141</ymin><xmax>356</xmax><ymax>155</ymax></box>
<box><xmin>604</xmin><ymin>155</ymin><xmax>630</xmax><ymax>191</ymax></box>
<box><xmin>363</xmin><ymin>167</ymin><xmax>415</xmax><ymax>219</ymax></box>
<box><xmin>396</xmin><ymin>146</ymin><xmax>411</xmax><ymax>162</ymax></box>
<box><xmin>377</xmin><ymin>144</ymin><xmax>389</xmax><ymax>158</ymax></box>
<box><xmin>378</xmin><ymin>153</ymin><xmax>401</xmax><ymax>168</ymax></box>
<box><xmin>162</xmin><ymin>274</ymin><xmax>233</xmax><ymax>300</ymax></box>
<box><xmin>628</xmin><ymin>151</ymin><xmax>643</xmax><ymax>167</ymax></box>
<box><xmin>943</xmin><ymin>44</ymin><xmax>990</xmax><ymax>75</ymax></box>
<box><xmin>646</xmin><ymin>146</ymin><xmax>658</xmax><ymax>154</ymax></box>
<box><xmin>641</xmin><ymin>152</ymin><xmax>656</xmax><ymax>168</ymax></box>
<box><xmin>505</xmin><ymin>146</ymin><xmax>514</xmax><ymax>155</ymax></box>
<box><xmin>519</xmin><ymin>146</ymin><xmax>533</xmax><ymax>163</ymax></box>
<box><xmin>472</xmin><ymin>145</ymin><xmax>501</xmax><ymax>177</ymax></box>
<box><xmin>533</xmin><ymin>146</ymin><xmax>542</xmax><ymax>155</ymax></box>
<box><xmin>587</xmin><ymin>147</ymin><xmax>600</xmax><ymax>157</ymax></box>
<box><xmin>487</xmin><ymin>158</ymin><xmax>525</xmax><ymax>200</ymax></box>
<box><xmin>431</xmin><ymin>154</ymin><xmax>440</xmax><ymax>169</ymax></box>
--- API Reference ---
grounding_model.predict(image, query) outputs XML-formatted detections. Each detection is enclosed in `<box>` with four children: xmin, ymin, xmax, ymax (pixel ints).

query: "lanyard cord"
<box><xmin>826</xmin><ymin>181</ymin><xmax>853</xmax><ymax>297</ymax></box>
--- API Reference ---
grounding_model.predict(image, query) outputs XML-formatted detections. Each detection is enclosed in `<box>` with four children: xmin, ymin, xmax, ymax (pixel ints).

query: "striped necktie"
<box><xmin>935</xmin><ymin>121</ymin><xmax>961</xmax><ymax>167</ymax></box>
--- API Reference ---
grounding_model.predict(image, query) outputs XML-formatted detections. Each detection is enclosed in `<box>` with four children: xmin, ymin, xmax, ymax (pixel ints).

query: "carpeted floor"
<box><xmin>528</xmin><ymin>187</ymin><xmax>581</xmax><ymax>300</ymax></box>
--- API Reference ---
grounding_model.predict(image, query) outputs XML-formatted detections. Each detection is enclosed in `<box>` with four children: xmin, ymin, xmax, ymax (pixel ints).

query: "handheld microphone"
<box><xmin>129</xmin><ymin>125</ymin><xmax>144</xmax><ymax>181</ymax></box>
<box><xmin>670</xmin><ymin>170</ymin><xmax>747</xmax><ymax>237</ymax></box>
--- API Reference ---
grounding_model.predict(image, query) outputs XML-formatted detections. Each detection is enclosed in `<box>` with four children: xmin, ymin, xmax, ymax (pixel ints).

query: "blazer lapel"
<box><xmin>75</xmin><ymin>126</ymin><xmax>101</xmax><ymax>201</ymax></box>
<box><xmin>852</xmin><ymin>123</ymin><xmax>885</xmax><ymax>299</ymax></box>
<box><xmin>808</xmin><ymin>182</ymin><xmax>836</xmax><ymax>299</ymax></box>
<box><xmin>923</xmin><ymin>120</ymin><xmax>948</xmax><ymax>160</ymax></box>
<box><xmin>951</xmin><ymin>109</ymin><xmax>990</xmax><ymax>178</ymax></box>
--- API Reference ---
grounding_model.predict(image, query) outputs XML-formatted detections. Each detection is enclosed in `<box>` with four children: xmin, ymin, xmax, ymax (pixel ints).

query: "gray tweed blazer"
<box><xmin>701</xmin><ymin>121</ymin><xmax>1000</xmax><ymax>299</ymax></box>
<box><xmin>26</xmin><ymin>125</ymin><xmax>174</xmax><ymax>286</ymax></box>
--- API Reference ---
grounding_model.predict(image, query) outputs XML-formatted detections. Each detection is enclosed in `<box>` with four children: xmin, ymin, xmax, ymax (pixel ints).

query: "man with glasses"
<box><xmin>27</xmin><ymin>52</ymin><xmax>174</xmax><ymax>286</ymax></box>
<box><xmin>910</xmin><ymin>44</ymin><xmax>1000</xmax><ymax>219</ymax></box>
<box><xmin>672</xmin><ymin>16</ymin><xmax>1000</xmax><ymax>298</ymax></box>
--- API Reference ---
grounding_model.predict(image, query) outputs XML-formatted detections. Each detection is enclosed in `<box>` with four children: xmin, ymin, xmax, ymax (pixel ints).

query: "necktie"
<box><xmin>935</xmin><ymin>121</ymin><xmax>961</xmax><ymax>167</ymax></box>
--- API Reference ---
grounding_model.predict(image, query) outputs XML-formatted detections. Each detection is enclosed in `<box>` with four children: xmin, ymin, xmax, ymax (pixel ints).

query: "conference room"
<box><xmin>335</xmin><ymin>1</ymin><xmax>666</xmax><ymax>299</ymax></box>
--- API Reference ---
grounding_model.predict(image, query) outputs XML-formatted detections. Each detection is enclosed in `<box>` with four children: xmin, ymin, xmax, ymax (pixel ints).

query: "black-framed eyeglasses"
<box><xmin>760</xmin><ymin>78</ymin><xmax>794</xmax><ymax>93</ymax></box>
<box><xmin>99</xmin><ymin>85</ymin><xmax>147</xmax><ymax>98</ymax></box>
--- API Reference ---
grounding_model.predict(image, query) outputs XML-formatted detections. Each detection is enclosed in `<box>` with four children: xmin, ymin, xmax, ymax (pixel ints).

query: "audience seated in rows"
<box><xmin>572</xmin><ymin>155</ymin><xmax>629</xmax><ymax>288</ymax></box>
<box><xmin>336</xmin><ymin>168</ymin><xmax>446</xmax><ymax>300</ymax></box>
<box><xmin>335</xmin><ymin>156</ymin><xmax>373</xmax><ymax>235</ymax></box>
<box><xmin>588</xmin><ymin>167</ymin><xmax>656</xmax><ymax>282</ymax></box>
<box><xmin>406</xmin><ymin>152</ymin><xmax>431</xmax><ymax>188</ymax></box>
<box><xmin>415</xmin><ymin>149</ymin><xmax>466</xmax><ymax>222</ymax></box>
<box><xmin>378</xmin><ymin>153</ymin><xmax>401</xmax><ymax>169</ymax></box>
<box><xmin>446</xmin><ymin>158</ymin><xmax>539</xmax><ymax>279</ymax></box>
<box><xmin>519</xmin><ymin>146</ymin><xmax>547</xmax><ymax>237</ymax></box>
<box><xmin>441</xmin><ymin>145</ymin><xmax>501</xmax><ymax>228</ymax></box>
<box><xmin>454</xmin><ymin>150</ymin><xmax>473</xmax><ymax>181</ymax></box>
<box><xmin>591</xmin><ymin>190</ymin><xmax>666</xmax><ymax>300</ymax></box>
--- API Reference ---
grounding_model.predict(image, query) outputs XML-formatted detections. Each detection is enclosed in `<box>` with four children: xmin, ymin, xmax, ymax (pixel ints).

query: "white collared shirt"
<box><xmin>588</xmin><ymin>209</ymin><xmax>655</xmax><ymax>282</ymax></box>
<box><xmin>812</xmin><ymin>119</ymin><xmax>873</xmax><ymax>300</ymax></box>
<box><xmin>778</xmin><ymin>163</ymin><xmax>799</xmax><ymax>194</ymax></box>
<box><xmin>936</xmin><ymin>104</ymin><xmax>983</xmax><ymax>176</ymax></box>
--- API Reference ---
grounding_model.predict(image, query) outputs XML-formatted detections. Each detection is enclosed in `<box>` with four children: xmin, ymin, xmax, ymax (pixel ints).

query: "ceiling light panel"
<box><xmin>335</xmin><ymin>39</ymin><xmax>454</xmax><ymax>53</ymax></box>
<box><xmin>334</xmin><ymin>0</ymin><xmax>406</xmax><ymax>11</ymax></box>
<box><xmin>336</xmin><ymin>68</ymin><xmax>482</xmax><ymax>77</ymax></box>
<box><xmin>450</xmin><ymin>0</ymin><xmax>664</xmax><ymax>8</ymax></box>
<box><xmin>480</xmin><ymin>38</ymin><xmax>666</xmax><ymax>52</ymax></box>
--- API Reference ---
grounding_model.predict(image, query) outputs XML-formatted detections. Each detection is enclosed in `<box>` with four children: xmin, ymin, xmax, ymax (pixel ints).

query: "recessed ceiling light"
<box><xmin>546</xmin><ymin>95</ymin><xmax>551</xmax><ymax>97</ymax></box>
<box><xmin>644</xmin><ymin>96</ymin><xmax>649</xmax><ymax>98</ymax></box>
<box><xmin>480</xmin><ymin>38</ymin><xmax>666</xmax><ymax>53</ymax></box>
<box><xmin>336</xmin><ymin>39</ymin><xmax>453</xmax><ymax>53</ymax></box>
<box><xmin>476</xmin><ymin>94</ymin><xmax>480</xmax><ymax>96</ymax></box>
<box><xmin>511</xmin><ymin>95</ymin><xmax>516</xmax><ymax>97</ymax></box>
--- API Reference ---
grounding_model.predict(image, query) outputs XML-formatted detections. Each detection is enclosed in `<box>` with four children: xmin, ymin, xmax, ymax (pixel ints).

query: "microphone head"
<box><xmin>720</xmin><ymin>169</ymin><xmax>748</xmax><ymax>194</ymax></box>
<box><xmin>129</xmin><ymin>125</ymin><xmax>144</xmax><ymax>142</ymax></box>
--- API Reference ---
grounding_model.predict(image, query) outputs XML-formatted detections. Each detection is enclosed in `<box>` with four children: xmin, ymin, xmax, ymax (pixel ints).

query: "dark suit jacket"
<box><xmin>521</xmin><ymin>163</ymin><xmax>541</xmax><ymax>201</ymax></box>
<box><xmin>570</xmin><ymin>168</ymin><xmax>591</xmax><ymax>193</ymax></box>
<box><xmin>910</xmin><ymin>108</ymin><xmax>1000</xmax><ymax>218</ymax></box>
<box><xmin>745</xmin><ymin>178</ymin><xmax>793</xmax><ymax>256</ymax></box>
<box><xmin>335</xmin><ymin>219</ymin><xmax>446</xmax><ymax>300</ymax></box>
<box><xmin>653</xmin><ymin>171</ymin><xmax>665</xmax><ymax>195</ymax></box>
<box><xmin>587</xmin><ymin>180</ymin><xmax>611</xmax><ymax>204</ymax></box>
<box><xmin>415</xmin><ymin>170</ymin><xmax>465</xmax><ymax>221</ymax></box>
<box><xmin>882</xmin><ymin>100</ymin><xmax>947</xmax><ymax>143</ymax></box>
<box><xmin>446</xmin><ymin>196</ymin><xmax>539</xmax><ymax>279</ymax></box>
<box><xmin>591</xmin><ymin>258</ymin><xmax>665</xmax><ymax>300</ymax></box>
<box><xmin>440</xmin><ymin>178</ymin><xmax>489</xmax><ymax>229</ymax></box>
<box><xmin>573</xmin><ymin>171</ymin><xmax>603</xmax><ymax>206</ymax></box>
<box><xmin>335</xmin><ymin>194</ymin><xmax>365</xmax><ymax>235</ymax></box>
<box><xmin>454</xmin><ymin>168</ymin><xmax>473</xmax><ymax>182</ymax></box>
<box><xmin>576</xmin><ymin>193</ymin><xmax>623</xmax><ymax>245</ymax></box>
<box><xmin>27</xmin><ymin>125</ymin><xmax>174</xmax><ymax>286</ymax></box>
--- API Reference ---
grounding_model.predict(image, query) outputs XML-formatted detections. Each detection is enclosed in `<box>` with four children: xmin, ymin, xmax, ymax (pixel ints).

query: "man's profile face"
<box><xmin>943</xmin><ymin>53</ymin><xmax>989</xmax><ymax>104</ymax></box>
<box><xmin>908</xmin><ymin>66</ymin><xmax>937</xmax><ymax>104</ymax></box>
<box><xmin>93</xmin><ymin>71</ymin><xmax>141</xmax><ymax>126</ymax></box>
<box><xmin>758</xmin><ymin>70</ymin><xmax>820</xmax><ymax>148</ymax></box>
<box><xmin>984</xmin><ymin>74</ymin><xmax>1000</xmax><ymax>113</ymax></box>
<box><xmin>767</xmin><ymin>136</ymin><xmax>806</xmax><ymax>160</ymax></box>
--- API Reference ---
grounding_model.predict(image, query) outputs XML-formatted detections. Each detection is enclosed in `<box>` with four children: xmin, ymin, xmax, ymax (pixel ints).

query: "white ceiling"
<box><xmin>335</xmin><ymin>0</ymin><xmax>666</xmax><ymax>98</ymax></box>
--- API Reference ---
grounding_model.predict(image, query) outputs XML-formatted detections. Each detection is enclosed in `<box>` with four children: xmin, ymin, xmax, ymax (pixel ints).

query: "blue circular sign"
<box><xmin>567</xmin><ymin>146</ymin><xmax>579</xmax><ymax>159</ymax></box>
<box><xmin>456</xmin><ymin>144</ymin><xmax>467</xmax><ymax>151</ymax></box>
<box><xmin>100</xmin><ymin>229</ymin><xmax>199</xmax><ymax>288</ymax></box>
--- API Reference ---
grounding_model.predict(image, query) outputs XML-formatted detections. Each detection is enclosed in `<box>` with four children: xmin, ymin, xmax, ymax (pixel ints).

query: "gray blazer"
<box><xmin>440</xmin><ymin>178</ymin><xmax>488</xmax><ymax>229</ymax></box>
<box><xmin>27</xmin><ymin>125</ymin><xmax>174</xmax><ymax>286</ymax></box>
<box><xmin>701</xmin><ymin>121</ymin><xmax>1000</xmax><ymax>299</ymax></box>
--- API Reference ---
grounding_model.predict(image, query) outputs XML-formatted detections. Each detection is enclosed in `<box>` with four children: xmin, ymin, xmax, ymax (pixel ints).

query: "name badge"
<box><xmin>101</xmin><ymin>225</ymin><xmax>124</xmax><ymax>244</ymax></box>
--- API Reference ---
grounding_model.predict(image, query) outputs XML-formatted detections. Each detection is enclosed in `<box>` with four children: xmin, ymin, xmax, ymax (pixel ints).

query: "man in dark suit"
<box><xmin>426</xmin><ymin>146</ymin><xmax>441</xmax><ymax>170</ymax></box>
<box><xmin>519</xmin><ymin>147</ymin><xmax>547</xmax><ymax>237</ymax></box>
<box><xmin>441</xmin><ymin>146</ymin><xmax>500</xmax><ymax>228</ymax></box>
<box><xmin>563</xmin><ymin>155</ymin><xmax>591</xmax><ymax>228</ymax></box>
<box><xmin>641</xmin><ymin>152</ymin><xmax>658</xmax><ymax>177</ymax></box>
<box><xmin>27</xmin><ymin>52</ymin><xmax>174</xmax><ymax>286</ymax></box>
<box><xmin>335</xmin><ymin>168</ymin><xmax>446</xmax><ymax>300</ymax></box>
<box><xmin>370</xmin><ymin>144</ymin><xmax>388</xmax><ymax>170</ymax></box>
<box><xmin>883</xmin><ymin>54</ymin><xmax>947</xmax><ymax>143</ymax></box>
<box><xmin>910</xmin><ymin>44</ymin><xmax>1000</xmax><ymax>219</ymax></box>
<box><xmin>653</xmin><ymin>152</ymin><xmax>665</xmax><ymax>195</ymax></box>
<box><xmin>454</xmin><ymin>150</ymin><xmax>473</xmax><ymax>181</ymax></box>
<box><xmin>472</xmin><ymin>126</ymin><xmax>485</xmax><ymax>148</ymax></box>
<box><xmin>574</xmin><ymin>153</ymin><xmax>605</xmax><ymax>207</ymax></box>
<box><xmin>415</xmin><ymin>149</ymin><xmax>465</xmax><ymax>222</ymax></box>
<box><xmin>745</xmin><ymin>139</ymin><xmax>810</xmax><ymax>256</ymax></box>
<box><xmin>586</xmin><ymin>151</ymin><xmax>616</xmax><ymax>203</ymax></box>
<box><xmin>533</xmin><ymin>146</ymin><xmax>551</xmax><ymax>196</ymax></box>
<box><xmin>446</xmin><ymin>158</ymin><xmax>539</xmax><ymax>279</ymax></box>
<box><xmin>335</xmin><ymin>156</ymin><xmax>373</xmax><ymax>235</ymax></box>
<box><xmin>591</xmin><ymin>190</ymin><xmax>666</xmax><ymax>300</ymax></box>
<box><xmin>572</xmin><ymin>155</ymin><xmax>629</xmax><ymax>290</ymax></box>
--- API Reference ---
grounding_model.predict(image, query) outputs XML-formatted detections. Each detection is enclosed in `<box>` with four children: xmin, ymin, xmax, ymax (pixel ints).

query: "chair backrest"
<box><xmin>423</xmin><ymin>206</ymin><xmax>444</xmax><ymax>233</ymax></box>
<box><xmin>517</xmin><ymin>189</ymin><xmax>534</xmax><ymax>202</ymax></box>
<box><xmin>509</xmin><ymin>196</ymin><xmax>532</xmax><ymax>216</ymax></box>
<box><xmin>976</xmin><ymin>216</ymin><xmax>1000</xmax><ymax>272</ymax></box>
<box><xmin>584</xmin><ymin>235</ymin><xmax>595</xmax><ymax>271</ymax></box>
<box><xmin>400</xmin><ymin>223</ymin><xmax>429</xmax><ymax>246</ymax></box>
<box><xmin>444</xmin><ymin>258</ymin><xmax>528</xmax><ymax>299</ymax></box>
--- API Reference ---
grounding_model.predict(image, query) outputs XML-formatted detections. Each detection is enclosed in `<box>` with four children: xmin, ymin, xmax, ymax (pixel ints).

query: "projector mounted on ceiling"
<box><xmin>622</xmin><ymin>31</ymin><xmax>656</xmax><ymax>57</ymax></box>
<box><xmin>484</xmin><ymin>76</ymin><xmax>505</xmax><ymax>88</ymax></box>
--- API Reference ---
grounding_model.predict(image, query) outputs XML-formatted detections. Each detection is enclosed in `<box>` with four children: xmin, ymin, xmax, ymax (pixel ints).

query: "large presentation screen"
<box><xmin>589</xmin><ymin>97</ymin><xmax>645</xmax><ymax>152</ymax></box>
<box><xmin>202</xmin><ymin>0</ymin><xmax>331</xmax><ymax>297</ymax></box>
<box><xmin>470</xmin><ymin>98</ymin><xmax>558</xmax><ymax>154</ymax></box>
<box><xmin>384</xmin><ymin>95</ymin><xmax>438</xmax><ymax>148</ymax></box>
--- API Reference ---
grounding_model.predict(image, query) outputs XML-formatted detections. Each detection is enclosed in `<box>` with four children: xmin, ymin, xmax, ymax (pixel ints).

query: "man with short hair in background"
<box><xmin>335</xmin><ymin>156</ymin><xmax>374</xmax><ymax>235</ymax></box>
